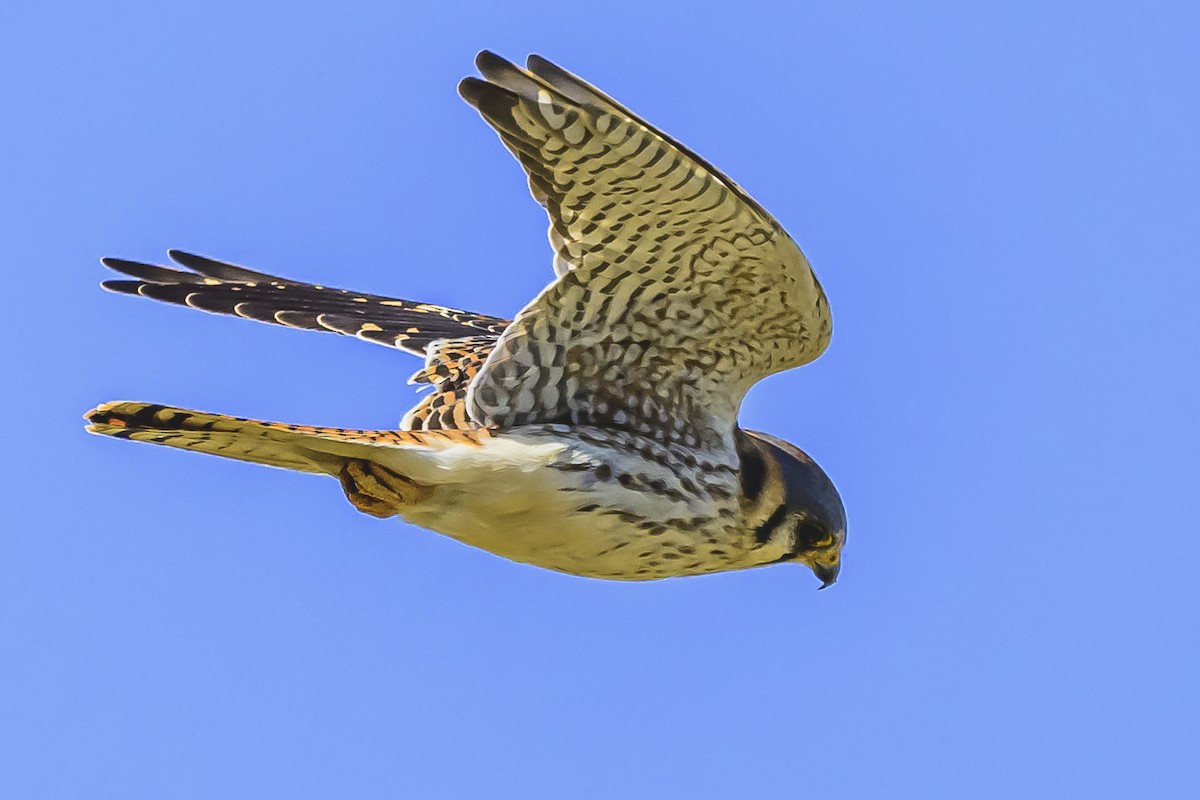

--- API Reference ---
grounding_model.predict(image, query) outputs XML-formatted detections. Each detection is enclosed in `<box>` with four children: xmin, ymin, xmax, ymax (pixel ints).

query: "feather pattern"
<box><xmin>101</xmin><ymin>251</ymin><xmax>503</xmax><ymax>431</ymax></box>
<box><xmin>102</xmin><ymin>250</ymin><xmax>509</xmax><ymax>354</ymax></box>
<box><xmin>83</xmin><ymin>52</ymin><xmax>847</xmax><ymax>584</ymax></box>
<box><xmin>458</xmin><ymin>52</ymin><xmax>832</xmax><ymax>446</ymax></box>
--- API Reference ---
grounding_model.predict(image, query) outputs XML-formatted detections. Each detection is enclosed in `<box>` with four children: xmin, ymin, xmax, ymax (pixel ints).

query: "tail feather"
<box><xmin>101</xmin><ymin>251</ymin><xmax>509</xmax><ymax>353</ymax></box>
<box><xmin>84</xmin><ymin>401</ymin><xmax>488</xmax><ymax>477</ymax></box>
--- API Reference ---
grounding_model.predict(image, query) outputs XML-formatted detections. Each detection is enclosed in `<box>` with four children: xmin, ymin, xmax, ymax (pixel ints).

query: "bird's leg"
<box><xmin>337</xmin><ymin>460</ymin><xmax>430</xmax><ymax>518</ymax></box>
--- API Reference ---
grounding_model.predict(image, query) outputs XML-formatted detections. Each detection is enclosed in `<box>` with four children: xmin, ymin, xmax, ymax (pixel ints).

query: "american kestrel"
<box><xmin>86</xmin><ymin>51</ymin><xmax>846</xmax><ymax>586</ymax></box>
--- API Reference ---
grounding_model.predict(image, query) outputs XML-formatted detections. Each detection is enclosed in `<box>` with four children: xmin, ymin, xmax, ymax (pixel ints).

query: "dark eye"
<box><xmin>796</xmin><ymin>520</ymin><xmax>832</xmax><ymax>549</ymax></box>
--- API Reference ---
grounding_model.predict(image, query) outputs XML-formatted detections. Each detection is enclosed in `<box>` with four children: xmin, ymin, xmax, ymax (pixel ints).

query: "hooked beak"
<box><xmin>813</xmin><ymin>561</ymin><xmax>840</xmax><ymax>590</ymax></box>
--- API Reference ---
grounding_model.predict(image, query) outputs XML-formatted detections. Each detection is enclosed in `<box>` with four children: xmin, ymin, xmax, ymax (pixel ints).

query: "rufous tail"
<box><xmin>84</xmin><ymin>401</ymin><xmax>471</xmax><ymax>476</ymax></box>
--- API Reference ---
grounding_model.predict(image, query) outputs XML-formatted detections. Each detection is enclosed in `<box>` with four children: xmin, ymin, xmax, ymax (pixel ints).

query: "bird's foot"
<box><xmin>338</xmin><ymin>460</ymin><xmax>429</xmax><ymax>518</ymax></box>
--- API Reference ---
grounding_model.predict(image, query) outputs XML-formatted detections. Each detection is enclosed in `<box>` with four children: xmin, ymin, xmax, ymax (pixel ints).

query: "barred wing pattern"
<box><xmin>459</xmin><ymin>53</ymin><xmax>831</xmax><ymax>445</ymax></box>
<box><xmin>103</xmin><ymin>250</ymin><xmax>509</xmax><ymax>354</ymax></box>
<box><xmin>102</xmin><ymin>251</ymin><xmax>505</xmax><ymax>431</ymax></box>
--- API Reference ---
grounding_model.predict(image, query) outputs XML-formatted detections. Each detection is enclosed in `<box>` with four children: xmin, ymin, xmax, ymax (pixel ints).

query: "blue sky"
<box><xmin>3</xmin><ymin>1</ymin><xmax>1198</xmax><ymax>797</ymax></box>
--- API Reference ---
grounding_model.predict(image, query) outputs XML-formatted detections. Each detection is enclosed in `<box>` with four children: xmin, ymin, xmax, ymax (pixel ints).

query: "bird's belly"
<box><xmin>396</xmin><ymin>430</ymin><xmax>747</xmax><ymax>580</ymax></box>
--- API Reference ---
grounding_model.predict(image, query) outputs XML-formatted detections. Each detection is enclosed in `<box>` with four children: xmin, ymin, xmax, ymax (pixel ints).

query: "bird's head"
<box><xmin>739</xmin><ymin>430</ymin><xmax>846</xmax><ymax>588</ymax></box>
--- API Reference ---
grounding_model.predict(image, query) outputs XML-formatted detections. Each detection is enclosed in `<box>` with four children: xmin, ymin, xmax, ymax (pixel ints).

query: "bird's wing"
<box><xmin>102</xmin><ymin>251</ymin><xmax>504</xmax><ymax>432</ymax></box>
<box><xmin>102</xmin><ymin>250</ymin><xmax>509</xmax><ymax>355</ymax></box>
<box><xmin>459</xmin><ymin>52</ymin><xmax>831</xmax><ymax>445</ymax></box>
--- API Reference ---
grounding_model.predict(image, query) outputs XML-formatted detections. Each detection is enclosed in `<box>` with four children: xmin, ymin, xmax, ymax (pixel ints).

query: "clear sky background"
<box><xmin>3</xmin><ymin>1</ymin><xmax>1198</xmax><ymax>797</ymax></box>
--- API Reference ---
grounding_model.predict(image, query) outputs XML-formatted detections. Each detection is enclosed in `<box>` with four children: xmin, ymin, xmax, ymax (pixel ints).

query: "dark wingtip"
<box><xmin>166</xmin><ymin>249</ymin><xmax>280</xmax><ymax>282</ymax></box>
<box><xmin>475</xmin><ymin>50</ymin><xmax>533</xmax><ymax>90</ymax></box>
<box><xmin>526</xmin><ymin>54</ymin><xmax>553</xmax><ymax>72</ymax></box>
<box><xmin>458</xmin><ymin>76</ymin><xmax>486</xmax><ymax>105</ymax></box>
<box><xmin>475</xmin><ymin>49</ymin><xmax>505</xmax><ymax>71</ymax></box>
<box><xmin>100</xmin><ymin>279</ymin><xmax>142</xmax><ymax>295</ymax></box>
<box><xmin>99</xmin><ymin>257</ymin><xmax>196</xmax><ymax>284</ymax></box>
<box><xmin>166</xmin><ymin>249</ymin><xmax>214</xmax><ymax>272</ymax></box>
<box><xmin>100</xmin><ymin>257</ymin><xmax>145</xmax><ymax>275</ymax></box>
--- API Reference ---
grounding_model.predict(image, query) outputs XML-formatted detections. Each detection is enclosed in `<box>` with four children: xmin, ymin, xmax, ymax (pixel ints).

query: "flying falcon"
<box><xmin>86</xmin><ymin>51</ymin><xmax>846</xmax><ymax>586</ymax></box>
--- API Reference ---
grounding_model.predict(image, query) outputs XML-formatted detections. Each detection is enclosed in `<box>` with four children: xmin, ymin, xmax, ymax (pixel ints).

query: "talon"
<box><xmin>371</xmin><ymin>462</ymin><xmax>422</xmax><ymax>499</ymax></box>
<box><xmin>351</xmin><ymin>493</ymin><xmax>396</xmax><ymax>518</ymax></box>
<box><xmin>338</xmin><ymin>459</ymin><xmax>428</xmax><ymax>517</ymax></box>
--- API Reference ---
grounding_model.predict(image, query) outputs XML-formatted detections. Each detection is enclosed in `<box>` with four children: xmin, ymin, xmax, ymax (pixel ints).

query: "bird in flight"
<box><xmin>86</xmin><ymin>51</ymin><xmax>845</xmax><ymax>586</ymax></box>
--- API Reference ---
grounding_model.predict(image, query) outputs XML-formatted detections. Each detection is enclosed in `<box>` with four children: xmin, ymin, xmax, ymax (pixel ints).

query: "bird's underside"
<box><xmin>86</xmin><ymin>51</ymin><xmax>846</xmax><ymax>584</ymax></box>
